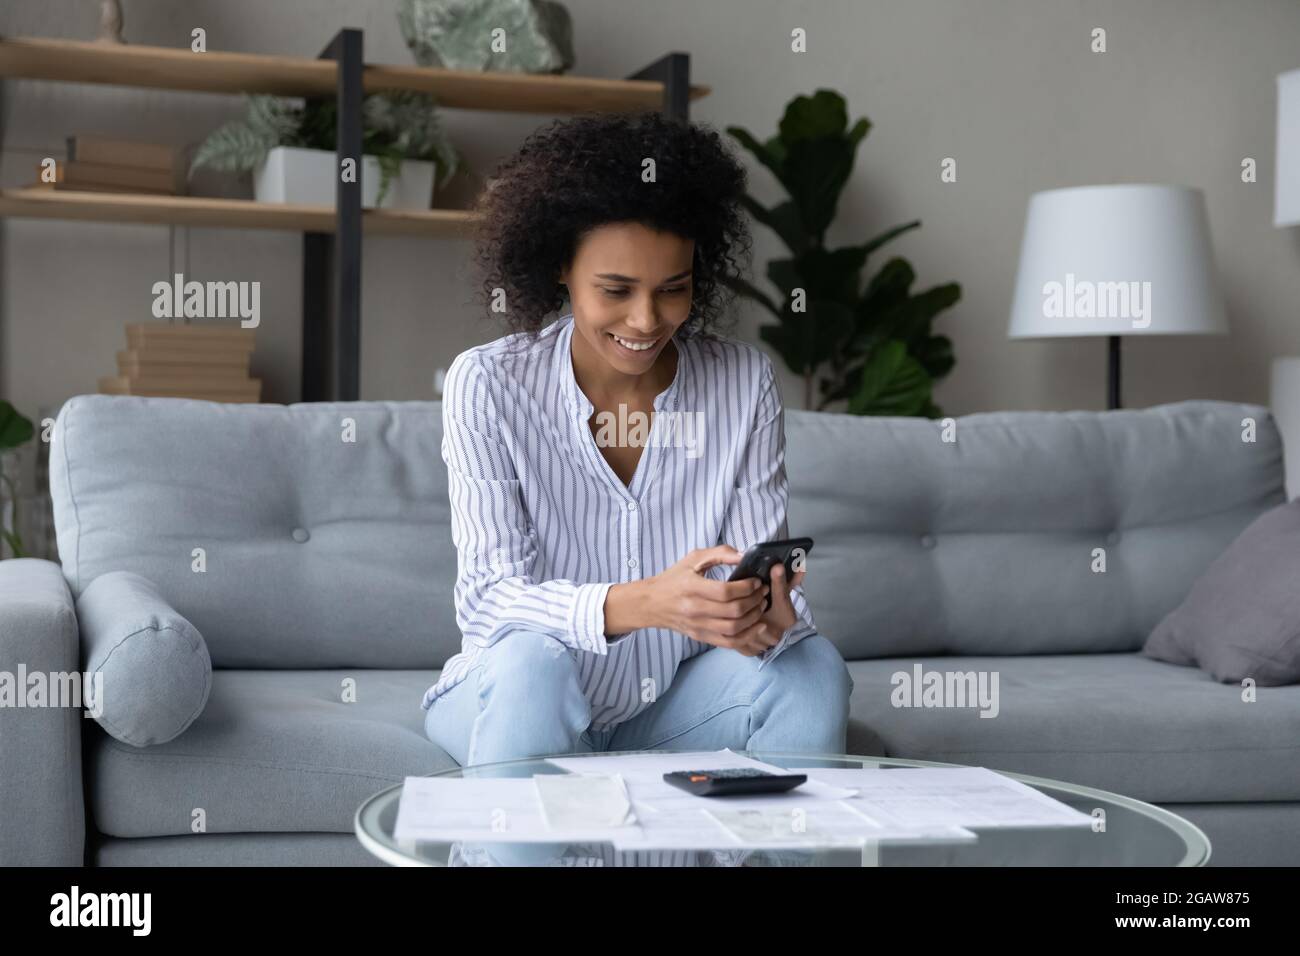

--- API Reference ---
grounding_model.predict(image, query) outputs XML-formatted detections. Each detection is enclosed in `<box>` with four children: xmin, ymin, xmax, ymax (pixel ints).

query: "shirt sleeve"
<box><xmin>708</xmin><ymin>353</ymin><xmax>818</xmax><ymax>669</ymax></box>
<box><xmin>441</xmin><ymin>353</ymin><xmax>620</xmax><ymax>655</ymax></box>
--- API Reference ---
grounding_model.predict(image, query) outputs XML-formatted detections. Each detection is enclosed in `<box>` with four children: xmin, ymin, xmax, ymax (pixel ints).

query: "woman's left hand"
<box><xmin>762</xmin><ymin>562</ymin><xmax>805</xmax><ymax>635</ymax></box>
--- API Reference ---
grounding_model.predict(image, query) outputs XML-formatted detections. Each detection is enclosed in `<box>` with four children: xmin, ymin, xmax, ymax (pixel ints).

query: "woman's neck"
<box><xmin>570</xmin><ymin>328</ymin><xmax>678</xmax><ymax>409</ymax></box>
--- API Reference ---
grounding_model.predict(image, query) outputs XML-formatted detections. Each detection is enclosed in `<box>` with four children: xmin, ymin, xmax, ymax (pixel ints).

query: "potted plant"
<box><xmin>726</xmin><ymin>89</ymin><xmax>961</xmax><ymax>416</ymax></box>
<box><xmin>0</xmin><ymin>400</ymin><xmax>35</xmax><ymax>559</ymax></box>
<box><xmin>190</xmin><ymin>92</ymin><xmax>460</xmax><ymax>209</ymax></box>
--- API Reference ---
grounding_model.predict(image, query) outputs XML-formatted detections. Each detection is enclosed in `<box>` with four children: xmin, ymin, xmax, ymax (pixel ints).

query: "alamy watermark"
<box><xmin>890</xmin><ymin>663</ymin><xmax>1000</xmax><ymax>718</ymax></box>
<box><xmin>151</xmin><ymin>272</ymin><xmax>260</xmax><ymax>328</ymax></box>
<box><xmin>50</xmin><ymin>885</ymin><xmax>150</xmax><ymax>935</ymax></box>
<box><xmin>592</xmin><ymin>403</ymin><xmax>706</xmax><ymax>459</ymax></box>
<box><xmin>0</xmin><ymin>666</ymin><xmax>103</xmax><ymax>717</ymax></box>
<box><xmin>1042</xmin><ymin>273</ymin><xmax>1151</xmax><ymax>329</ymax></box>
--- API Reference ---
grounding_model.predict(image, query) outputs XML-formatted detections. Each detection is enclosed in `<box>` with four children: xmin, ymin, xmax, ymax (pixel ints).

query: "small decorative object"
<box><xmin>95</xmin><ymin>0</ymin><xmax>126</xmax><ymax>44</ymax></box>
<box><xmin>0</xmin><ymin>400</ymin><xmax>35</xmax><ymax>559</ymax></box>
<box><xmin>190</xmin><ymin>93</ymin><xmax>459</xmax><ymax>208</ymax></box>
<box><xmin>398</xmin><ymin>0</ymin><xmax>575</xmax><ymax>74</ymax></box>
<box><xmin>726</xmin><ymin>89</ymin><xmax>961</xmax><ymax>415</ymax></box>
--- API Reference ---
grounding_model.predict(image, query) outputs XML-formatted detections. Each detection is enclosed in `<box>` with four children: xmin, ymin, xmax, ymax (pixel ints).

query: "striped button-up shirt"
<box><xmin>420</xmin><ymin>313</ymin><xmax>817</xmax><ymax>729</ymax></box>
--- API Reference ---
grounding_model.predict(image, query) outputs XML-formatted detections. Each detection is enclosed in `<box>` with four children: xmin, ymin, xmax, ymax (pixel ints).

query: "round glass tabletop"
<box><xmin>354</xmin><ymin>750</ymin><xmax>1210</xmax><ymax>867</ymax></box>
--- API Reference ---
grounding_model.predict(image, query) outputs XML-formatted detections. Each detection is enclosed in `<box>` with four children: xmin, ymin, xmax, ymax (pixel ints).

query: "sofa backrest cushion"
<box><xmin>785</xmin><ymin>400</ymin><xmax>1285</xmax><ymax>658</ymax></box>
<box><xmin>52</xmin><ymin>396</ymin><xmax>457</xmax><ymax>668</ymax></box>
<box><xmin>50</xmin><ymin>395</ymin><xmax>1284</xmax><ymax>668</ymax></box>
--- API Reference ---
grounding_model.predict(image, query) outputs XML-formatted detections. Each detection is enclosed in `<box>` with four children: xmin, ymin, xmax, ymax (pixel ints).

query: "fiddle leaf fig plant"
<box><xmin>0</xmin><ymin>400</ymin><xmax>35</xmax><ymax>558</ymax></box>
<box><xmin>726</xmin><ymin>89</ymin><xmax>961</xmax><ymax>416</ymax></box>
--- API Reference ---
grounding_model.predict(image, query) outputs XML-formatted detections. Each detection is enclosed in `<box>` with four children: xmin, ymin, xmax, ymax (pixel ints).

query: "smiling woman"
<box><xmin>422</xmin><ymin>113</ymin><xmax>854</xmax><ymax>831</ymax></box>
<box><xmin>470</xmin><ymin>110</ymin><xmax>750</xmax><ymax>340</ymax></box>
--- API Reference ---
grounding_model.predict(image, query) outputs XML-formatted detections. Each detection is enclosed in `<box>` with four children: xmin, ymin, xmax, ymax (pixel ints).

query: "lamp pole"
<box><xmin>1107</xmin><ymin>335</ymin><xmax>1122</xmax><ymax>410</ymax></box>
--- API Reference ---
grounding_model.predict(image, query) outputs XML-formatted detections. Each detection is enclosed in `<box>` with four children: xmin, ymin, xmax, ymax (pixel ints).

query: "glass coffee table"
<box><xmin>354</xmin><ymin>750</ymin><xmax>1210</xmax><ymax>867</ymax></box>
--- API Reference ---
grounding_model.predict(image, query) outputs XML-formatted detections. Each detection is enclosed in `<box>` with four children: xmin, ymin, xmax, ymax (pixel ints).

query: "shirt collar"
<box><xmin>557</xmin><ymin>313</ymin><xmax>685</xmax><ymax>418</ymax></box>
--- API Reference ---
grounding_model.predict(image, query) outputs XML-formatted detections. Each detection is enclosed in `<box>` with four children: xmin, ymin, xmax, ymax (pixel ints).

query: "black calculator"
<box><xmin>663</xmin><ymin>768</ymin><xmax>807</xmax><ymax>797</ymax></box>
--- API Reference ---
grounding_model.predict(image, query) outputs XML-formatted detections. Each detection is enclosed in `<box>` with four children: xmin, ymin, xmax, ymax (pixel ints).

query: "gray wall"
<box><xmin>3</xmin><ymin>0</ymin><xmax>1300</xmax><ymax>450</ymax></box>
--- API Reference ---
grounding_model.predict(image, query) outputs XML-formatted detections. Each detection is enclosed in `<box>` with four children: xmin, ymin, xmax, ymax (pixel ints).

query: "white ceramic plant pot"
<box><xmin>253</xmin><ymin>146</ymin><xmax>436</xmax><ymax>209</ymax></box>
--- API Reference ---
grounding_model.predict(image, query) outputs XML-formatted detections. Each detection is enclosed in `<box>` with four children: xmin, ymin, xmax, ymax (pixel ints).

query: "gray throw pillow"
<box><xmin>1143</xmin><ymin>500</ymin><xmax>1300</xmax><ymax>685</ymax></box>
<box><xmin>76</xmin><ymin>571</ymin><xmax>212</xmax><ymax>746</ymax></box>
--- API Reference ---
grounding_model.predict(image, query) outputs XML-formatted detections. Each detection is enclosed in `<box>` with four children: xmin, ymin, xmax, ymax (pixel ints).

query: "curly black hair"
<box><xmin>471</xmin><ymin>111</ymin><xmax>752</xmax><ymax>339</ymax></box>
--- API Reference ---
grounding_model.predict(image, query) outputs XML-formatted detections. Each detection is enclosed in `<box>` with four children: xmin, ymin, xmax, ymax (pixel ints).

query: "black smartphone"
<box><xmin>726</xmin><ymin>537</ymin><xmax>813</xmax><ymax>611</ymax></box>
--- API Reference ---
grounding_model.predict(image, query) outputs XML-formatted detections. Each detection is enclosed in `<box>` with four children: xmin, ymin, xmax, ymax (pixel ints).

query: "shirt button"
<box><xmin>627</xmin><ymin>502</ymin><xmax>637</xmax><ymax>511</ymax></box>
<box><xmin>292</xmin><ymin>527</ymin><xmax>310</xmax><ymax>543</ymax></box>
<box><xmin>627</xmin><ymin>558</ymin><xmax>638</xmax><ymax>569</ymax></box>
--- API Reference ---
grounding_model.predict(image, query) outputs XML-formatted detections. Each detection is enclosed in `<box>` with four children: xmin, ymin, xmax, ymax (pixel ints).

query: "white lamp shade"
<box><xmin>1275</xmin><ymin>69</ymin><xmax>1300</xmax><ymax>227</ymax></box>
<box><xmin>1008</xmin><ymin>184</ymin><xmax>1228</xmax><ymax>338</ymax></box>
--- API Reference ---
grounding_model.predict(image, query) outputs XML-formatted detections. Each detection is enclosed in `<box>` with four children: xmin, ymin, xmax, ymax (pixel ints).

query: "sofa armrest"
<box><xmin>0</xmin><ymin>559</ymin><xmax>85</xmax><ymax>865</ymax></box>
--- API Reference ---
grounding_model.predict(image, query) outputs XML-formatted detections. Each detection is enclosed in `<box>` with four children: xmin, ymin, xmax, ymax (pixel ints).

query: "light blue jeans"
<box><xmin>423</xmin><ymin>629</ymin><xmax>854</xmax><ymax>865</ymax></box>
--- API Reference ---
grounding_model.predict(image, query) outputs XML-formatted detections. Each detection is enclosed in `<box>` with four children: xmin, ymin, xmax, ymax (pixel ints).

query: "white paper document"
<box><xmin>534</xmin><ymin>772</ymin><xmax>635</xmax><ymax>829</ymax></box>
<box><xmin>703</xmin><ymin>801</ymin><xmax>886</xmax><ymax>848</ymax></box>
<box><xmin>546</xmin><ymin>748</ymin><xmax>858</xmax><ymax>800</ymax></box>
<box><xmin>548</xmin><ymin>749</ymin><xmax>883</xmax><ymax>853</ymax></box>
<box><xmin>547</xmin><ymin>749</ymin><xmax>970</xmax><ymax>849</ymax></box>
<box><xmin>391</xmin><ymin>751</ymin><xmax>1088</xmax><ymax>852</ymax></box>
<box><xmin>394</xmin><ymin>774</ymin><xmax>638</xmax><ymax>844</ymax></box>
<box><xmin>802</xmin><ymin>766</ymin><xmax>1096</xmax><ymax>830</ymax></box>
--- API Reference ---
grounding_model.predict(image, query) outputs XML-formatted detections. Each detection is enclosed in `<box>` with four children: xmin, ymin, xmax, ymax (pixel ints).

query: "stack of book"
<box><xmin>99</xmin><ymin>323</ymin><xmax>261</xmax><ymax>403</ymax></box>
<box><xmin>36</xmin><ymin>136</ymin><xmax>177</xmax><ymax>194</ymax></box>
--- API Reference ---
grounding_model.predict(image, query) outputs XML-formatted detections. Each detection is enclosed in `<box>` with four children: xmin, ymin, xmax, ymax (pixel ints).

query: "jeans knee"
<box><xmin>448</xmin><ymin>631</ymin><xmax>591</xmax><ymax>765</ymax></box>
<box><xmin>781</xmin><ymin>635</ymin><xmax>853</xmax><ymax>710</ymax></box>
<box><xmin>480</xmin><ymin>629</ymin><xmax>578</xmax><ymax>689</ymax></box>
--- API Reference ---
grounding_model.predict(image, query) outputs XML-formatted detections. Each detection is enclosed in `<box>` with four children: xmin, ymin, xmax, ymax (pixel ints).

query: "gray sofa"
<box><xmin>2</xmin><ymin>394</ymin><xmax>1297</xmax><ymax>866</ymax></box>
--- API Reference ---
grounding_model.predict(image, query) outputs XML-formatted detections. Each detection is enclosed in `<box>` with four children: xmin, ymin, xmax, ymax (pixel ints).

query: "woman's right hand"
<box><xmin>640</xmin><ymin>545</ymin><xmax>777</xmax><ymax>656</ymax></box>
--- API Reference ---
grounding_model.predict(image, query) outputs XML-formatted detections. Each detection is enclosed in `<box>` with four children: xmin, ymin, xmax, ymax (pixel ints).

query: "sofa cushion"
<box><xmin>87</xmin><ymin>669</ymin><xmax>455</xmax><ymax>838</ymax></box>
<box><xmin>1144</xmin><ymin>500</ymin><xmax>1300</xmax><ymax>685</ymax></box>
<box><xmin>88</xmin><ymin>654</ymin><xmax>1299</xmax><ymax>837</ymax></box>
<box><xmin>50</xmin><ymin>395</ymin><xmax>460</xmax><ymax>669</ymax></box>
<box><xmin>76</xmin><ymin>571</ymin><xmax>212</xmax><ymax>747</ymax></box>
<box><xmin>52</xmin><ymin>396</ymin><xmax>1284</xmax><ymax>670</ymax></box>
<box><xmin>844</xmin><ymin>653</ymin><xmax>1300</xmax><ymax>803</ymax></box>
<box><xmin>787</xmin><ymin>401</ymin><xmax>1284</xmax><ymax>659</ymax></box>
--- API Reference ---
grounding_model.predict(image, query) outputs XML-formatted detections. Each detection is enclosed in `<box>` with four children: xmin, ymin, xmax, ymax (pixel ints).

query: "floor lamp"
<box><xmin>1008</xmin><ymin>184</ymin><xmax>1228</xmax><ymax>409</ymax></box>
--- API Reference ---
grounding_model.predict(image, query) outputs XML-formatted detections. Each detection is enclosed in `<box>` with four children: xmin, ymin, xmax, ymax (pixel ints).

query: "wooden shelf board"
<box><xmin>363</xmin><ymin>62</ymin><xmax>709</xmax><ymax>112</ymax></box>
<box><xmin>0</xmin><ymin>36</ymin><xmax>335</xmax><ymax>97</ymax></box>
<box><xmin>0</xmin><ymin>188</ymin><xmax>477</xmax><ymax>237</ymax></box>
<box><xmin>0</xmin><ymin>37</ymin><xmax>709</xmax><ymax>112</ymax></box>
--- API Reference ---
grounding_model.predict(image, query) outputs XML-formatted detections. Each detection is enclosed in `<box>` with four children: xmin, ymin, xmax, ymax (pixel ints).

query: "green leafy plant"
<box><xmin>726</xmin><ymin>90</ymin><xmax>961</xmax><ymax>416</ymax></box>
<box><xmin>190</xmin><ymin>92</ymin><xmax>460</xmax><ymax>205</ymax></box>
<box><xmin>0</xmin><ymin>400</ymin><xmax>35</xmax><ymax>558</ymax></box>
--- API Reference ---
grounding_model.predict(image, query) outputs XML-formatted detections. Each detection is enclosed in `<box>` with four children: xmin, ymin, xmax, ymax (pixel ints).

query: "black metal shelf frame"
<box><xmin>301</xmin><ymin>30</ymin><xmax>692</xmax><ymax>401</ymax></box>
